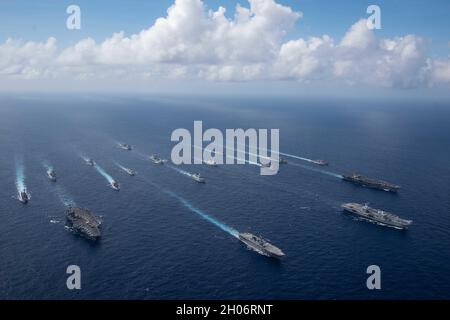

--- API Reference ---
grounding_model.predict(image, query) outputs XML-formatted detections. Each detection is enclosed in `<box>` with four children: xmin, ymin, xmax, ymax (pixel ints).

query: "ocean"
<box><xmin>0</xmin><ymin>94</ymin><xmax>449</xmax><ymax>299</ymax></box>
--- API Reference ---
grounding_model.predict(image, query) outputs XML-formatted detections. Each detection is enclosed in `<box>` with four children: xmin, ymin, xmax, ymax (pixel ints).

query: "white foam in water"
<box><xmin>164</xmin><ymin>190</ymin><xmax>239</xmax><ymax>239</ymax></box>
<box><xmin>94</xmin><ymin>164</ymin><xmax>116</xmax><ymax>184</ymax></box>
<box><xmin>15</xmin><ymin>161</ymin><xmax>27</xmax><ymax>194</ymax></box>
<box><xmin>193</xmin><ymin>145</ymin><xmax>262</xmax><ymax>167</ymax></box>
<box><xmin>288</xmin><ymin>162</ymin><xmax>343</xmax><ymax>179</ymax></box>
<box><xmin>115</xmin><ymin>162</ymin><xmax>128</xmax><ymax>172</ymax></box>
<box><xmin>55</xmin><ymin>185</ymin><xmax>76</xmax><ymax>207</ymax></box>
<box><xmin>278</xmin><ymin>151</ymin><xmax>315</xmax><ymax>163</ymax></box>
<box><xmin>139</xmin><ymin>175</ymin><xmax>239</xmax><ymax>238</ymax></box>
<box><xmin>42</xmin><ymin>161</ymin><xmax>52</xmax><ymax>171</ymax></box>
<box><xmin>166</xmin><ymin>164</ymin><xmax>194</xmax><ymax>177</ymax></box>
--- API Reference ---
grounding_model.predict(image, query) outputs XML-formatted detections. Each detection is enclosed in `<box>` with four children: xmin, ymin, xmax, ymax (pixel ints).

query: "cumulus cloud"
<box><xmin>0</xmin><ymin>0</ymin><xmax>449</xmax><ymax>89</ymax></box>
<box><xmin>0</xmin><ymin>37</ymin><xmax>57</xmax><ymax>79</ymax></box>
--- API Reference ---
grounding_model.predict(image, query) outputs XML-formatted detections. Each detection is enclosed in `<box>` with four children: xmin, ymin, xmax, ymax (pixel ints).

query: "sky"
<box><xmin>0</xmin><ymin>0</ymin><xmax>449</xmax><ymax>96</ymax></box>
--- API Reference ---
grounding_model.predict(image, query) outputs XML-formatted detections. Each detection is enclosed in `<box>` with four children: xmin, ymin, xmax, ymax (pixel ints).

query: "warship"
<box><xmin>279</xmin><ymin>157</ymin><xmax>288</xmax><ymax>165</ymax></box>
<box><xmin>47</xmin><ymin>169</ymin><xmax>57</xmax><ymax>182</ymax></box>
<box><xmin>150</xmin><ymin>154</ymin><xmax>165</xmax><ymax>165</ymax></box>
<box><xmin>110</xmin><ymin>180</ymin><xmax>120</xmax><ymax>191</ymax></box>
<box><xmin>66</xmin><ymin>207</ymin><xmax>101</xmax><ymax>240</ymax></box>
<box><xmin>189</xmin><ymin>173</ymin><xmax>205</xmax><ymax>183</ymax></box>
<box><xmin>119</xmin><ymin>143</ymin><xmax>132</xmax><ymax>151</ymax></box>
<box><xmin>123</xmin><ymin>167</ymin><xmax>136</xmax><ymax>176</ymax></box>
<box><xmin>311</xmin><ymin>159</ymin><xmax>328</xmax><ymax>166</ymax></box>
<box><xmin>342</xmin><ymin>173</ymin><xmax>400</xmax><ymax>192</ymax></box>
<box><xmin>18</xmin><ymin>190</ymin><xmax>30</xmax><ymax>204</ymax></box>
<box><xmin>238</xmin><ymin>233</ymin><xmax>285</xmax><ymax>259</ymax></box>
<box><xmin>85</xmin><ymin>158</ymin><xmax>95</xmax><ymax>166</ymax></box>
<box><xmin>342</xmin><ymin>203</ymin><xmax>412</xmax><ymax>229</ymax></box>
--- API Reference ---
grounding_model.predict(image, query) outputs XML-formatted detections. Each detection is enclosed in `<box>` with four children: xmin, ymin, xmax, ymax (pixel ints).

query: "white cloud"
<box><xmin>0</xmin><ymin>37</ymin><xmax>57</xmax><ymax>79</ymax></box>
<box><xmin>0</xmin><ymin>0</ymin><xmax>449</xmax><ymax>89</ymax></box>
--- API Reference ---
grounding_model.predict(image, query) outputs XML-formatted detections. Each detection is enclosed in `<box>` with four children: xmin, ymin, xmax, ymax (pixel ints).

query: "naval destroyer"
<box><xmin>66</xmin><ymin>207</ymin><xmax>101</xmax><ymax>240</ymax></box>
<box><xmin>85</xmin><ymin>158</ymin><xmax>95</xmax><ymax>166</ymax></box>
<box><xmin>342</xmin><ymin>203</ymin><xmax>412</xmax><ymax>229</ymax></box>
<box><xmin>239</xmin><ymin>233</ymin><xmax>285</xmax><ymax>258</ymax></box>
<box><xmin>110</xmin><ymin>180</ymin><xmax>120</xmax><ymax>191</ymax></box>
<box><xmin>343</xmin><ymin>173</ymin><xmax>400</xmax><ymax>192</ymax></box>
<box><xmin>18</xmin><ymin>190</ymin><xmax>30</xmax><ymax>204</ymax></box>
<box><xmin>47</xmin><ymin>169</ymin><xmax>57</xmax><ymax>182</ymax></box>
<box><xmin>188</xmin><ymin>173</ymin><xmax>205</xmax><ymax>183</ymax></box>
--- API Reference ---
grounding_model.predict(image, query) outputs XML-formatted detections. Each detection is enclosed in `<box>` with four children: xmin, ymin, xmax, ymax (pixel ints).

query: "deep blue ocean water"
<box><xmin>0</xmin><ymin>94</ymin><xmax>449</xmax><ymax>299</ymax></box>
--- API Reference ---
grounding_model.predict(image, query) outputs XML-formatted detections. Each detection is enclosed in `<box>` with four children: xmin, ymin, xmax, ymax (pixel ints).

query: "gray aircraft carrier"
<box><xmin>66</xmin><ymin>207</ymin><xmax>102</xmax><ymax>240</ymax></box>
<box><xmin>342</xmin><ymin>203</ymin><xmax>412</xmax><ymax>229</ymax></box>
<box><xmin>239</xmin><ymin>233</ymin><xmax>285</xmax><ymax>258</ymax></box>
<box><xmin>342</xmin><ymin>173</ymin><xmax>400</xmax><ymax>192</ymax></box>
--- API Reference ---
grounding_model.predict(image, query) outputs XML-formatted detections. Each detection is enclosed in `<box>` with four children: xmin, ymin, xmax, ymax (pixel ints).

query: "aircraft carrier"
<box><xmin>66</xmin><ymin>207</ymin><xmax>102</xmax><ymax>240</ymax></box>
<box><xmin>238</xmin><ymin>233</ymin><xmax>285</xmax><ymax>258</ymax></box>
<box><xmin>342</xmin><ymin>203</ymin><xmax>412</xmax><ymax>229</ymax></box>
<box><xmin>342</xmin><ymin>173</ymin><xmax>400</xmax><ymax>192</ymax></box>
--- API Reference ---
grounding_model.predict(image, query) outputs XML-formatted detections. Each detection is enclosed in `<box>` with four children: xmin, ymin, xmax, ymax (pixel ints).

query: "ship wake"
<box><xmin>192</xmin><ymin>145</ymin><xmax>261</xmax><ymax>166</ymax></box>
<box><xmin>166</xmin><ymin>164</ymin><xmax>195</xmax><ymax>178</ymax></box>
<box><xmin>289</xmin><ymin>162</ymin><xmax>343</xmax><ymax>179</ymax></box>
<box><xmin>94</xmin><ymin>164</ymin><xmax>116</xmax><ymax>185</ymax></box>
<box><xmin>115</xmin><ymin>162</ymin><xmax>130</xmax><ymax>173</ymax></box>
<box><xmin>139</xmin><ymin>176</ymin><xmax>239</xmax><ymax>238</ymax></box>
<box><xmin>15</xmin><ymin>160</ymin><xmax>29</xmax><ymax>199</ymax></box>
<box><xmin>54</xmin><ymin>185</ymin><xmax>76</xmax><ymax>207</ymax></box>
<box><xmin>42</xmin><ymin>161</ymin><xmax>53</xmax><ymax>172</ymax></box>
<box><xmin>164</xmin><ymin>190</ymin><xmax>239</xmax><ymax>238</ymax></box>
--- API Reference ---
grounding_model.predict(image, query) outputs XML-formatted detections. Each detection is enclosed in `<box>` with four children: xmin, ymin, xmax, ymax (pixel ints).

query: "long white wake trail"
<box><xmin>54</xmin><ymin>185</ymin><xmax>76</xmax><ymax>207</ymax></box>
<box><xmin>15</xmin><ymin>160</ymin><xmax>28</xmax><ymax>199</ymax></box>
<box><xmin>166</xmin><ymin>164</ymin><xmax>194</xmax><ymax>177</ymax></box>
<box><xmin>288</xmin><ymin>162</ymin><xmax>343</xmax><ymax>179</ymax></box>
<box><xmin>225</xmin><ymin>146</ymin><xmax>343</xmax><ymax>179</ymax></box>
<box><xmin>94</xmin><ymin>164</ymin><xmax>116</xmax><ymax>184</ymax></box>
<box><xmin>193</xmin><ymin>145</ymin><xmax>262</xmax><ymax>166</ymax></box>
<box><xmin>139</xmin><ymin>176</ymin><xmax>239</xmax><ymax>238</ymax></box>
<box><xmin>115</xmin><ymin>162</ymin><xmax>130</xmax><ymax>173</ymax></box>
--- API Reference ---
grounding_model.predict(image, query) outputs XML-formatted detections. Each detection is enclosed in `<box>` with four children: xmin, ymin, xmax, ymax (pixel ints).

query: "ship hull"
<box><xmin>342</xmin><ymin>175</ymin><xmax>399</xmax><ymax>193</ymax></box>
<box><xmin>238</xmin><ymin>235</ymin><xmax>285</xmax><ymax>259</ymax></box>
<box><xmin>66</xmin><ymin>207</ymin><xmax>101</xmax><ymax>240</ymax></box>
<box><xmin>342</xmin><ymin>205</ymin><xmax>411</xmax><ymax>229</ymax></box>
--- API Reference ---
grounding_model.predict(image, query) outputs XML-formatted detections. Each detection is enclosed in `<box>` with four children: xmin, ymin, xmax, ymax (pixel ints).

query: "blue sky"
<box><xmin>0</xmin><ymin>0</ymin><xmax>449</xmax><ymax>95</ymax></box>
<box><xmin>1</xmin><ymin>0</ymin><xmax>449</xmax><ymax>55</ymax></box>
